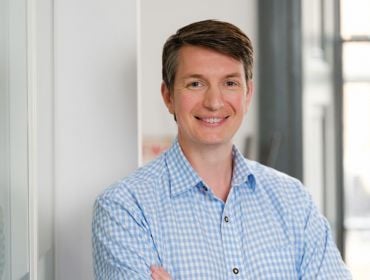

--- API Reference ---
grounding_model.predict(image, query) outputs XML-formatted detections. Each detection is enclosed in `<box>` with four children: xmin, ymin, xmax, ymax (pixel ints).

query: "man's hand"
<box><xmin>150</xmin><ymin>266</ymin><xmax>172</xmax><ymax>280</ymax></box>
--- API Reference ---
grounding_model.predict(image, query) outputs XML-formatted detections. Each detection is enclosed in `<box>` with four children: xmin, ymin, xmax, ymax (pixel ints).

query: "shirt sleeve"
<box><xmin>299</xmin><ymin>194</ymin><xmax>352</xmax><ymax>279</ymax></box>
<box><xmin>92</xmin><ymin>190</ymin><xmax>160</xmax><ymax>280</ymax></box>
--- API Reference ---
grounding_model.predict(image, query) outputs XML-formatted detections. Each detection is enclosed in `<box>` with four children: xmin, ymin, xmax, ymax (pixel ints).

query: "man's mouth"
<box><xmin>195</xmin><ymin>116</ymin><xmax>228</xmax><ymax>124</ymax></box>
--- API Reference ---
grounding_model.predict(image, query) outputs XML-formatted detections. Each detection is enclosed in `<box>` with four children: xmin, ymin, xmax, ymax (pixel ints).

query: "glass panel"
<box><xmin>1</xmin><ymin>0</ymin><xmax>30</xmax><ymax>279</ymax></box>
<box><xmin>341</xmin><ymin>0</ymin><xmax>370</xmax><ymax>37</ymax></box>
<box><xmin>9</xmin><ymin>0</ymin><xmax>30</xmax><ymax>276</ymax></box>
<box><xmin>345</xmin><ymin>230</ymin><xmax>370</xmax><ymax>279</ymax></box>
<box><xmin>343</xmin><ymin>83</ymin><xmax>370</xmax><ymax>218</ymax></box>
<box><xmin>343</xmin><ymin>43</ymin><xmax>370</xmax><ymax>82</ymax></box>
<box><xmin>343</xmin><ymin>83</ymin><xmax>370</xmax><ymax>220</ymax></box>
<box><xmin>0</xmin><ymin>0</ymin><xmax>11</xmax><ymax>278</ymax></box>
<box><xmin>343</xmin><ymin>83</ymin><xmax>370</xmax><ymax>279</ymax></box>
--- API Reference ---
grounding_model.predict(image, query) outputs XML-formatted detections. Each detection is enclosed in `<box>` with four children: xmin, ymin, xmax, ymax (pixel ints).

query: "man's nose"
<box><xmin>202</xmin><ymin>85</ymin><xmax>224</xmax><ymax>111</ymax></box>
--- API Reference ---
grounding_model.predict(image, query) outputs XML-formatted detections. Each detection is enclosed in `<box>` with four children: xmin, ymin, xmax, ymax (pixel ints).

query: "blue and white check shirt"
<box><xmin>92</xmin><ymin>139</ymin><xmax>351</xmax><ymax>279</ymax></box>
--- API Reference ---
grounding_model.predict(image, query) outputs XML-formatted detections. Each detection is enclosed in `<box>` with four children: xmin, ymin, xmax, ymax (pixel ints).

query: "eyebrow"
<box><xmin>224</xmin><ymin>73</ymin><xmax>243</xmax><ymax>78</ymax></box>
<box><xmin>181</xmin><ymin>73</ymin><xmax>243</xmax><ymax>79</ymax></box>
<box><xmin>181</xmin><ymin>74</ymin><xmax>204</xmax><ymax>79</ymax></box>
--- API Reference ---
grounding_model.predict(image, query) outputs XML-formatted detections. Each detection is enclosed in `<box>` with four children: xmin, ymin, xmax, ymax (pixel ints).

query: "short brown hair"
<box><xmin>162</xmin><ymin>19</ymin><xmax>254</xmax><ymax>91</ymax></box>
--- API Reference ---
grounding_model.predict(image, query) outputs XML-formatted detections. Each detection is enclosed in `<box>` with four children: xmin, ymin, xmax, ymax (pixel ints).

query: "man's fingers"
<box><xmin>150</xmin><ymin>266</ymin><xmax>172</xmax><ymax>280</ymax></box>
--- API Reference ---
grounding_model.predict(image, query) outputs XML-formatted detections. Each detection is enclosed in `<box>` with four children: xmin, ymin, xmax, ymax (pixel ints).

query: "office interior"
<box><xmin>0</xmin><ymin>0</ymin><xmax>369</xmax><ymax>279</ymax></box>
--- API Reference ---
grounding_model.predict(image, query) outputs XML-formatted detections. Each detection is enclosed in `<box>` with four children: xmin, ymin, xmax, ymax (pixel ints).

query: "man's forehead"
<box><xmin>177</xmin><ymin>45</ymin><xmax>239</xmax><ymax>61</ymax></box>
<box><xmin>176</xmin><ymin>46</ymin><xmax>245</xmax><ymax>78</ymax></box>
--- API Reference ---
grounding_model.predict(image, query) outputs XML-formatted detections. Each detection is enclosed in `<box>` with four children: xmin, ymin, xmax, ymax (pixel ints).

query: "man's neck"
<box><xmin>179</xmin><ymin>140</ymin><xmax>234</xmax><ymax>202</ymax></box>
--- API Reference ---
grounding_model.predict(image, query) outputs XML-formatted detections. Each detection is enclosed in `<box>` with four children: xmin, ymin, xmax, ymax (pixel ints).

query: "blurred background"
<box><xmin>0</xmin><ymin>0</ymin><xmax>369</xmax><ymax>279</ymax></box>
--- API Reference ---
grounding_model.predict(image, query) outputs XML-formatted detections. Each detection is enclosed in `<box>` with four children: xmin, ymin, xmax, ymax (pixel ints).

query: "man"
<box><xmin>92</xmin><ymin>20</ymin><xmax>351</xmax><ymax>279</ymax></box>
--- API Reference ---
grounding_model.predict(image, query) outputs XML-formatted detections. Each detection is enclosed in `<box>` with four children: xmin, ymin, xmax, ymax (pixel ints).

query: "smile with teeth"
<box><xmin>196</xmin><ymin>116</ymin><xmax>228</xmax><ymax>124</ymax></box>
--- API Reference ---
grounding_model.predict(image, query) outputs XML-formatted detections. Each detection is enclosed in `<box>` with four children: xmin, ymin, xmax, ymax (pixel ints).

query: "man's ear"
<box><xmin>161</xmin><ymin>82</ymin><xmax>175</xmax><ymax>115</ymax></box>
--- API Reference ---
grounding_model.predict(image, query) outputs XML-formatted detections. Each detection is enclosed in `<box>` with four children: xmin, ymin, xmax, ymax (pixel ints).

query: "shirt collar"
<box><xmin>231</xmin><ymin>145</ymin><xmax>256</xmax><ymax>191</ymax></box>
<box><xmin>165</xmin><ymin>139</ymin><xmax>203</xmax><ymax>198</ymax></box>
<box><xmin>165</xmin><ymin>138</ymin><xmax>256</xmax><ymax>198</ymax></box>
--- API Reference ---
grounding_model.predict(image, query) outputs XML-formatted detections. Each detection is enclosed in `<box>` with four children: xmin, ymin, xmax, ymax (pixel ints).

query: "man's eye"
<box><xmin>225</xmin><ymin>80</ymin><xmax>239</xmax><ymax>87</ymax></box>
<box><xmin>187</xmin><ymin>81</ymin><xmax>203</xmax><ymax>88</ymax></box>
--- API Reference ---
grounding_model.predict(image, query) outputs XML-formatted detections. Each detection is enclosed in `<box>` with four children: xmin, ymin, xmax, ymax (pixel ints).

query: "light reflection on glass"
<box><xmin>343</xmin><ymin>83</ymin><xmax>370</xmax><ymax>219</ymax></box>
<box><xmin>343</xmin><ymin>84</ymin><xmax>370</xmax><ymax>279</ymax></box>
<box><xmin>345</xmin><ymin>231</ymin><xmax>370</xmax><ymax>280</ymax></box>
<box><xmin>343</xmin><ymin>43</ymin><xmax>370</xmax><ymax>82</ymax></box>
<box><xmin>341</xmin><ymin>0</ymin><xmax>370</xmax><ymax>38</ymax></box>
<box><xmin>341</xmin><ymin>1</ymin><xmax>370</xmax><ymax>278</ymax></box>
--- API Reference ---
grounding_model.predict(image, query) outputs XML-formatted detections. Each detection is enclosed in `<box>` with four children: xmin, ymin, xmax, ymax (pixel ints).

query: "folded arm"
<box><xmin>299</xmin><ymin>193</ymin><xmax>352</xmax><ymax>279</ymax></box>
<box><xmin>92</xmin><ymin>193</ymin><xmax>163</xmax><ymax>279</ymax></box>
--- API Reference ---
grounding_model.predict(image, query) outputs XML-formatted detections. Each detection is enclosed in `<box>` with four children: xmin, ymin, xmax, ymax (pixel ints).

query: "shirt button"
<box><xmin>224</xmin><ymin>216</ymin><xmax>229</xmax><ymax>223</ymax></box>
<box><xmin>233</xmin><ymin>267</ymin><xmax>239</xmax><ymax>275</ymax></box>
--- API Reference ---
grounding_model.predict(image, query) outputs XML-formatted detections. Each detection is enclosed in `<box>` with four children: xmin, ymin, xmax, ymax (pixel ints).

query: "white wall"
<box><xmin>54</xmin><ymin>0</ymin><xmax>138</xmax><ymax>279</ymax></box>
<box><xmin>140</xmin><ymin>0</ymin><xmax>258</xmax><ymax>158</ymax></box>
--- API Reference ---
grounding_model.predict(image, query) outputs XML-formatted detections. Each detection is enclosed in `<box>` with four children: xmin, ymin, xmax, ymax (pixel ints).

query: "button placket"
<box><xmin>221</xmin><ymin>193</ymin><xmax>243</xmax><ymax>278</ymax></box>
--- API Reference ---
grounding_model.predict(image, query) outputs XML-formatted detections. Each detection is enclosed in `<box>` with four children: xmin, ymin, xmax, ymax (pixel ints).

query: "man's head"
<box><xmin>162</xmin><ymin>19</ymin><xmax>254</xmax><ymax>93</ymax></box>
<box><xmin>160</xmin><ymin>20</ymin><xmax>255</xmax><ymax>150</ymax></box>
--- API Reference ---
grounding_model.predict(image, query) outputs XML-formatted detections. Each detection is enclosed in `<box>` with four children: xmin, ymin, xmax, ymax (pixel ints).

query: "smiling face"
<box><xmin>162</xmin><ymin>45</ymin><xmax>254</xmax><ymax>152</ymax></box>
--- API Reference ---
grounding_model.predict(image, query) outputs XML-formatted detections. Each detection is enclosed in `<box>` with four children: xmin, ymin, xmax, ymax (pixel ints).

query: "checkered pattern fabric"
<box><xmin>92</xmin><ymin>139</ymin><xmax>351</xmax><ymax>279</ymax></box>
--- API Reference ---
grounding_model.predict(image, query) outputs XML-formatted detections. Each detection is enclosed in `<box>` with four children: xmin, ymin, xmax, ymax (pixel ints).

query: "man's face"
<box><xmin>162</xmin><ymin>45</ymin><xmax>253</xmax><ymax>151</ymax></box>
